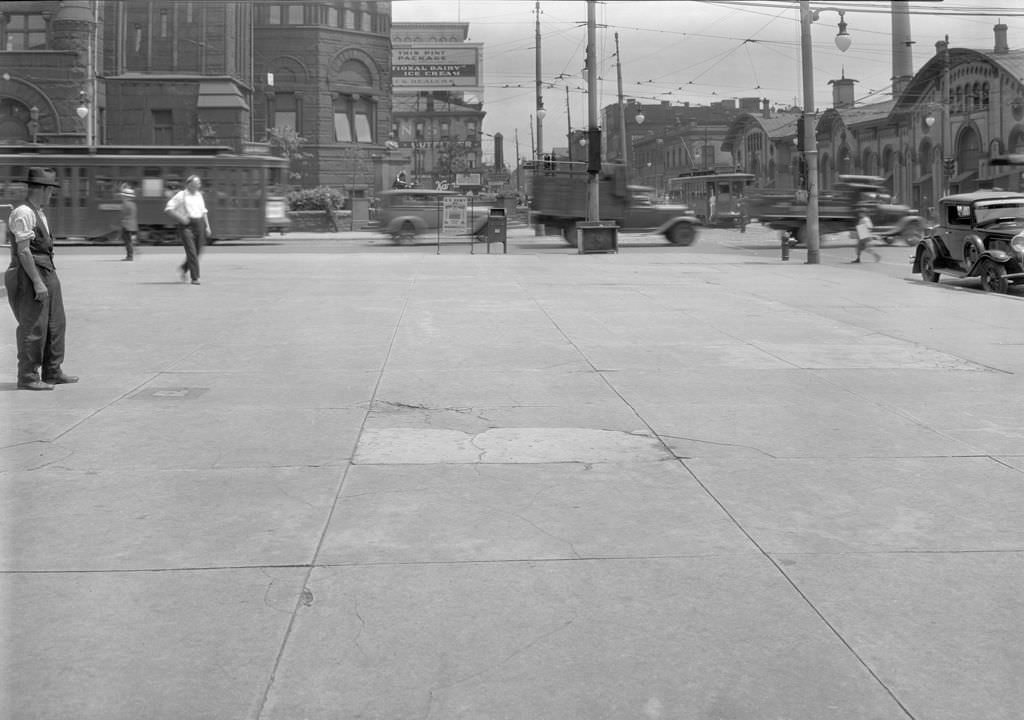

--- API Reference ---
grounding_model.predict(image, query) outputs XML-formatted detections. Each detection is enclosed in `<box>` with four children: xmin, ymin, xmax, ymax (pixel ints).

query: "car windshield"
<box><xmin>975</xmin><ymin>201</ymin><xmax>1024</xmax><ymax>224</ymax></box>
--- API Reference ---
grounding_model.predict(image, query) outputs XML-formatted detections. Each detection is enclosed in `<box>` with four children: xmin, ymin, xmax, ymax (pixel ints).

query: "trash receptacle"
<box><xmin>576</xmin><ymin>221</ymin><xmax>618</xmax><ymax>254</ymax></box>
<box><xmin>487</xmin><ymin>207</ymin><xmax>507</xmax><ymax>252</ymax></box>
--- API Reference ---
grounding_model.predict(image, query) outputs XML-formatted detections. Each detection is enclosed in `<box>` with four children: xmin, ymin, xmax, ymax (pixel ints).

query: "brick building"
<box><xmin>0</xmin><ymin>0</ymin><xmax>398</xmax><ymax>195</ymax></box>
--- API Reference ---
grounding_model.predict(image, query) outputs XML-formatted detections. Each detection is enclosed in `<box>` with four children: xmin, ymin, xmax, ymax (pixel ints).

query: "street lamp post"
<box><xmin>799</xmin><ymin>2</ymin><xmax>851</xmax><ymax>264</ymax></box>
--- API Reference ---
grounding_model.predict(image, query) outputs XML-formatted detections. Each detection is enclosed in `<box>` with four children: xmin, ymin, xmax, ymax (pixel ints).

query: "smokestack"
<box><xmin>493</xmin><ymin>132</ymin><xmax>504</xmax><ymax>169</ymax></box>
<box><xmin>891</xmin><ymin>1</ymin><xmax>914</xmax><ymax>97</ymax></box>
<box><xmin>994</xmin><ymin>22</ymin><xmax>1009</xmax><ymax>54</ymax></box>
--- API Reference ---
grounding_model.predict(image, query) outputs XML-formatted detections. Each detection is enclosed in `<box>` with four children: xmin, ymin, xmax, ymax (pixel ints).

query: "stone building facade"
<box><xmin>722</xmin><ymin>25</ymin><xmax>1024</xmax><ymax>218</ymax></box>
<box><xmin>0</xmin><ymin>0</ymin><xmax>397</xmax><ymax>194</ymax></box>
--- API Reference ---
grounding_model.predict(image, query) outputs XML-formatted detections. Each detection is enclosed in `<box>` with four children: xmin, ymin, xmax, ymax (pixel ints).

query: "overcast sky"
<box><xmin>391</xmin><ymin>0</ymin><xmax>1024</xmax><ymax>163</ymax></box>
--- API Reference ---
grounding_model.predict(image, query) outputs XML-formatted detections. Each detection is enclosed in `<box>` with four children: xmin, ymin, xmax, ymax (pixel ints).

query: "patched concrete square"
<box><xmin>353</xmin><ymin>426</ymin><xmax>671</xmax><ymax>465</ymax></box>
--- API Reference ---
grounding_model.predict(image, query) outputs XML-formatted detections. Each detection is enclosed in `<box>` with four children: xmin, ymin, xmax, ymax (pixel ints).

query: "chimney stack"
<box><xmin>994</xmin><ymin>22</ymin><xmax>1009</xmax><ymax>54</ymax></box>
<box><xmin>891</xmin><ymin>1</ymin><xmax>914</xmax><ymax>97</ymax></box>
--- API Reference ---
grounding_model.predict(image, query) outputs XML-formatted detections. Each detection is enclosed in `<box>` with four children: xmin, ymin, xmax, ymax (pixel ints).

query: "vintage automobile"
<box><xmin>911</xmin><ymin>190</ymin><xmax>1024</xmax><ymax>293</ymax></box>
<box><xmin>529</xmin><ymin>162</ymin><xmax>701</xmax><ymax>246</ymax></box>
<box><xmin>376</xmin><ymin>188</ymin><xmax>491</xmax><ymax>243</ymax></box>
<box><xmin>751</xmin><ymin>175</ymin><xmax>926</xmax><ymax>247</ymax></box>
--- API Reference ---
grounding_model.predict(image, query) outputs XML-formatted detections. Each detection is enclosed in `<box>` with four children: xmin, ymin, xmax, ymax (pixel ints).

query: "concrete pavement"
<box><xmin>2</xmin><ymin>239</ymin><xmax>1022</xmax><ymax>719</ymax></box>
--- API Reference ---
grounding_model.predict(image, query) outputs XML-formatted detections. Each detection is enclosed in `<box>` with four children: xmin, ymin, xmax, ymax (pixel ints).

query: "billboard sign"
<box><xmin>392</xmin><ymin>44</ymin><xmax>482</xmax><ymax>92</ymax></box>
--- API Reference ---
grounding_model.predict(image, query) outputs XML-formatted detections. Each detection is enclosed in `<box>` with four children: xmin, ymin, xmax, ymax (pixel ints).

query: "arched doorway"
<box><xmin>954</xmin><ymin>125</ymin><xmax>982</xmax><ymax>192</ymax></box>
<box><xmin>0</xmin><ymin>97</ymin><xmax>34</xmax><ymax>143</ymax></box>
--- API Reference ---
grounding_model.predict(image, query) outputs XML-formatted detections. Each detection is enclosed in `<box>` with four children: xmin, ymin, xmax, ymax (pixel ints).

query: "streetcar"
<box><xmin>0</xmin><ymin>144</ymin><xmax>289</xmax><ymax>243</ymax></box>
<box><xmin>666</xmin><ymin>170</ymin><xmax>754</xmax><ymax>228</ymax></box>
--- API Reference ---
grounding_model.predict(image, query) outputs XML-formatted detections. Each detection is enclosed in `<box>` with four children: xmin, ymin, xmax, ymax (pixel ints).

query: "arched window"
<box><xmin>955</xmin><ymin>86</ymin><xmax>963</xmax><ymax>112</ymax></box>
<box><xmin>333</xmin><ymin>59</ymin><xmax>375</xmax><ymax>143</ymax></box>
<box><xmin>0</xmin><ymin>97</ymin><xmax>34</xmax><ymax>143</ymax></box>
<box><xmin>982</xmin><ymin>83</ymin><xmax>990</xmax><ymax>108</ymax></box>
<box><xmin>956</xmin><ymin>125</ymin><xmax>982</xmax><ymax>172</ymax></box>
<box><xmin>1010</xmin><ymin>128</ymin><xmax>1024</xmax><ymax>154</ymax></box>
<box><xmin>882</xmin><ymin>147</ymin><xmax>894</xmax><ymax>177</ymax></box>
<box><xmin>839</xmin><ymin>144</ymin><xmax>852</xmax><ymax>174</ymax></box>
<box><xmin>918</xmin><ymin>139</ymin><xmax>933</xmax><ymax>176</ymax></box>
<box><xmin>972</xmin><ymin>83</ymin><xmax>981</xmax><ymax>110</ymax></box>
<box><xmin>862</xmin><ymin>149</ymin><xmax>876</xmax><ymax>176</ymax></box>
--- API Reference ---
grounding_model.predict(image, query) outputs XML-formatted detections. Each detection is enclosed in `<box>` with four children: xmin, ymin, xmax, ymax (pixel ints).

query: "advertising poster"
<box><xmin>392</xmin><ymin>44</ymin><xmax>482</xmax><ymax>92</ymax></box>
<box><xmin>442</xmin><ymin>196</ymin><xmax>468</xmax><ymax>232</ymax></box>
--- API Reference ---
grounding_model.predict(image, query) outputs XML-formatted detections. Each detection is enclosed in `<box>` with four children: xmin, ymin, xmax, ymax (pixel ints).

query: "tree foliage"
<box><xmin>265</xmin><ymin>126</ymin><xmax>310</xmax><ymax>183</ymax></box>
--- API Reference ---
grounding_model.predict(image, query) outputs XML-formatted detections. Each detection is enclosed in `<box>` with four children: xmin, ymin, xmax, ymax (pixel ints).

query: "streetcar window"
<box><xmin>96</xmin><ymin>169</ymin><xmax>117</xmax><ymax>199</ymax></box>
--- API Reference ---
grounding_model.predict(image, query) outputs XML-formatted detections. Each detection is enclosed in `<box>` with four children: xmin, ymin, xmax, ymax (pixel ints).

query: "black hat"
<box><xmin>26</xmin><ymin>167</ymin><xmax>60</xmax><ymax>188</ymax></box>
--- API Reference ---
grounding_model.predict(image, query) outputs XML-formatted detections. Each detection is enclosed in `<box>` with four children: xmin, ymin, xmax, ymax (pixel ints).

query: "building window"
<box><xmin>186</xmin><ymin>3</ymin><xmax>194</xmax><ymax>24</ymax></box>
<box><xmin>359</xmin><ymin>2</ymin><xmax>372</xmax><ymax>31</ymax></box>
<box><xmin>343</xmin><ymin>7</ymin><xmax>355</xmax><ymax>28</ymax></box>
<box><xmin>286</xmin><ymin>4</ymin><xmax>305</xmax><ymax>24</ymax></box>
<box><xmin>152</xmin><ymin>110</ymin><xmax>173</xmax><ymax>144</ymax></box>
<box><xmin>334</xmin><ymin>94</ymin><xmax>373</xmax><ymax>143</ymax></box>
<box><xmin>134</xmin><ymin>24</ymin><xmax>143</xmax><ymax>53</ymax></box>
<box><xmin>273</xmin><ymin>92</ymin><xmax>299</xmax><ymax>131</ymax></box>
<box><xmin>326</xmin><ymin>6</ymin><xmax>338</xmax><ymax>26</ymax></box>
<box><xmin>3</xmin><ymin>13</ymin><xmax>47</xmax><ymax>51</ymax></box>
<box><xmin>266</xmin><ymin>5</ymin><xmax>282</xmax><ymax>24</ymax></box>
<box><xmin>159</xmin><ymin>9</ymin><xmax>169</xmax><ymax>38</ymax></box>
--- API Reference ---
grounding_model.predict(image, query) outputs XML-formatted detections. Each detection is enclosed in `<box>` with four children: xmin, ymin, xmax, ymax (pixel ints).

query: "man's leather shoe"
<box><xmin>18</xmin><ymin>379</ymin><xmax>54</xmax><ymax>391</ymax></box>
<box><xmin>43</xmin><ymin>372</ymin><xmax>78</xmax><ymax>384</ymax></box>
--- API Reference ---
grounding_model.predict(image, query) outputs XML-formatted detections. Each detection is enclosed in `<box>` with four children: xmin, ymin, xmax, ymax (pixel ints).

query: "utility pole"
<box><xmin>566</xmin><ymin>86</ymin><xmax>572</xmax><ymax>162</ymax></box>
<box><xmin>799</xmin><ymin>0</ymin><xmax>820</xmax><ymax>264</ymax></box>
<box><xmin>615</xmin><ymin>32</ymin><xmax>629</xmax><ymax>182</ymax></box>
<box><xmin>535</xmin><ymin>1</ymin><xmax>544</xmax><ymax>159</ymax></box>
<box><xmin>586</xmin><ymin>0</ymin><xmax>599</xmax><ymax>221</ymax></box>
<box><xmin>514</xmin><ymin>128</ymin><xmax>522</xmax><ymax>196</ymax></box>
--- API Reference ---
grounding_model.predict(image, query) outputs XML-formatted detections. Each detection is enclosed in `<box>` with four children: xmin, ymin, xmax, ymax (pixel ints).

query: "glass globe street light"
<box><xmin>799</xmin><ymin>2</ymin><xmax>853</xmax><ymax>264</ymax></box>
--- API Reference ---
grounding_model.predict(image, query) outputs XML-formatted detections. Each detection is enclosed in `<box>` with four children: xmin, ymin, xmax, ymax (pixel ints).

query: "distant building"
<box><xmin>390</xmin><ymin>22</ymin><xmax>486</xmax><ymax>190</ymax></box>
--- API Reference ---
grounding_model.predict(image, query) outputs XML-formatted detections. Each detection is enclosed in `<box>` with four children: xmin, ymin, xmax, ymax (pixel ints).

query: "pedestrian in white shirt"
<box><xmin>851</xmin><ymin>209</ymin><xmax>880</xmax><ymax>263</ymax></box>
<box><xmin>164</xmin><ymin>175</ymin><xmax>212</xmax><ymax>284</ymax></box>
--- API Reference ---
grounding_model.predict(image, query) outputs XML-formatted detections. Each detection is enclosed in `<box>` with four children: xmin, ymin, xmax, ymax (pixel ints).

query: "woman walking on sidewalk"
<box><xmin>164</xmin><ymin>175</ymin><xmax>212</xmax><ymax>284</ymax></box>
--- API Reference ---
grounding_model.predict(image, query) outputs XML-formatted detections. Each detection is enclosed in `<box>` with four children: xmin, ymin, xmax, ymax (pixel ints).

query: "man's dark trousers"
<box><xmin>12</xmin><ymin>264</ymin><xmax>66</xmax><ymax>383</ymax></box>
<box><xmin>178</xmin><ymin>219</ymin><xmax>205</xmax><ymax>281</ymax></box>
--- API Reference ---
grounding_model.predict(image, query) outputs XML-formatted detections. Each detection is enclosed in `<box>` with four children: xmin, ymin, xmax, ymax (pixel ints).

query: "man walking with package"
<box><xmin>164</xmin><ymin>174</ymin><xmax>211</xmax><ymax>285</ymax></box>
<box><xmin>4</xmin><ymin>167</ymin><xmax>78</xmax><ymax>391</ymax></box>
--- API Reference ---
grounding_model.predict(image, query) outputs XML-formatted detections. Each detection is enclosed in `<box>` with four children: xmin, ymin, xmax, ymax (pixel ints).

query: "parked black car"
<box><xmin>911</xmin><ymin>190</ymin><xmax>1024</xmax><ymax>293</ymax></box>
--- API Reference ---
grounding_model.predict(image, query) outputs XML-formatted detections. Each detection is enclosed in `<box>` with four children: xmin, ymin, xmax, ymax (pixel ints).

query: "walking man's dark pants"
<box><xmin>179</xmin><ymin>218</ymin><xmax>205</xmax><ymax>282</ymax></box>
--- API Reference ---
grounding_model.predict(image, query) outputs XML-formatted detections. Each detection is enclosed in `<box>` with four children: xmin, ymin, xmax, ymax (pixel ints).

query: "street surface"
<box><xmin>4</xmin><ymin>232</ymin><xmax>1023</xmax><ymax>719</ymax></box>
<box><xmin>65</xmin><ymin>221</ymin><xmax>1022</xmax><ymax>296</ymax></box>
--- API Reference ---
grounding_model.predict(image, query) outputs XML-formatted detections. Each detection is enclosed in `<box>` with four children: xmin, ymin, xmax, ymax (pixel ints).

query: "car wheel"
<box><xmin>667</xmin><ymin>223</ymin><xmax>696</xmax><ymax>246</ymax></box>
<box><xmin>902</xmin><ymin>224</ymin><xmax>924</xmax><ymax>246</ymax></box>
<box><xmin>395</xmin><ymin>222</ymin><xmax>416</xmax><ymax>244</ymax></box>
<box><xmin>978</xmin><ymin>258</ymin><xmax>1009</xmax><ymax>293</ymax></box>
<box><xmin>919</xmin><ymin>247</ymin><xmax>940</xmax><ymax>283</ymax></box>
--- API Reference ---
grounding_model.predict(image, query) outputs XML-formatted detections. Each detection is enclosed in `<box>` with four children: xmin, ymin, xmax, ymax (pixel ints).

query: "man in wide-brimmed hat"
<box><xmin>3</xmin><ymin>167</ymin><xmax>78</xmax><ymax>390</ymax></box>
<box><xmin>119</xmin><ymin>184</ymin><xmax>138</xmax><ymax>261</ymax></box>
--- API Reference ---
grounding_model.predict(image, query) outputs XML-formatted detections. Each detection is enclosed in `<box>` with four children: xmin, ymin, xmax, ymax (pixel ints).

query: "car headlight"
<box><xmin>1012</xmin><ymin>232</ymin><xmax>1024</xmax><ymax>254</ymax></box>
